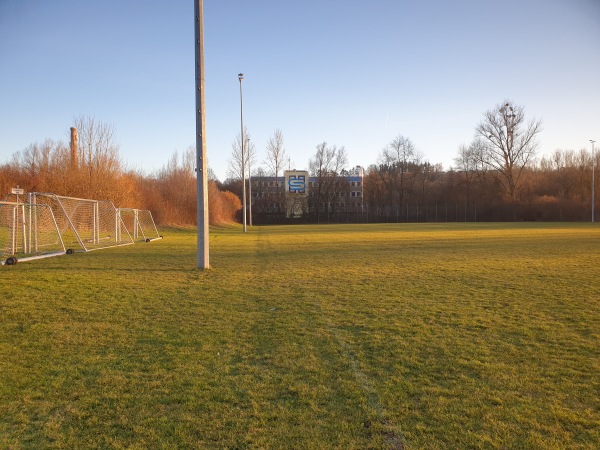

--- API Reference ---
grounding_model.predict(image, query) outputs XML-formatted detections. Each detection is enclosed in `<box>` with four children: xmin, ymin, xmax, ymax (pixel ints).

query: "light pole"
<box><xmin>591</xmin><ymin>139</ymin><xmax>596</xmax><ymax>223</ymax></box>
<box><xmin>238</xmin><ymin>73</ymin><xmax>246</xmax><ymax>232</ymax></box>
<box><xmin>194</xmin><ymin>0</ymin><xmax>209</xmax><ymax>269</ymax></box>
<box><xmin>247</xmin><ymin>138</ymin><xmax>253</xmax><ymax>227</ymax></box>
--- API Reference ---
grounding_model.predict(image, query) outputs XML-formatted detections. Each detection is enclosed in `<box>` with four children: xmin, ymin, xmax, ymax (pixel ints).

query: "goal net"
<box><xmin>118</xmin><ymin>208</ymin><xmax>162</xmax><ymax>242</ymax></box>
<box><xmin>25</xmin><ymin>193</ymin><xmax>134</xmax><ymax>252</ymax></box>
<box><xmin>0</xmin><ymin>200</ymin><xmax>65</xmax><ymax>264</ymax></box>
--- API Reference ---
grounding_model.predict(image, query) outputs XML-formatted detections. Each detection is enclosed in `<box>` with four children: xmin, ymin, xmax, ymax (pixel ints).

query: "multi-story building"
<box><xmin>249</xmin><ymin>167</ymin><xmax>364</xmax><ymax>223</ymax></box>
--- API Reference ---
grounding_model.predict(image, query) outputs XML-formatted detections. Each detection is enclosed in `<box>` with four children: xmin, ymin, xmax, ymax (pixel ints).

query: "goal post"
<box><xmin>26</xmin><ymin>193</ymin><xmax>134</xmax><ymax>252</ymax></box>
<box><xmin>2</xmin><ymin>190</ymin><xmax>161</xmax><ymax>265</ymax></box>
<box><xmin>0</xmin><ymin>200</ymin><xmax>66</xmax><ymax>265</ymax></box>
<box><xmin>117</xmin><ymin>208</ymin><xmax>162</xmax><ymax>242</ymax></box>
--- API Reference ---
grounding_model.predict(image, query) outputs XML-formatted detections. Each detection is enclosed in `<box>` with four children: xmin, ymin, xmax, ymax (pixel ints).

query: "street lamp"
<box><xmin>591</xmin><ymin>139</ymin><xmax>596</xmax><ymax>223</ymax></box>
<box><xmin>247</xmin><ymin>137</ymin><xmax>253</xmax><ymax>227</ymax></box>
<box><xmin>238</xmin><ymin>73</ymin><xmax>246</xmax><ymax>232</ymax></box>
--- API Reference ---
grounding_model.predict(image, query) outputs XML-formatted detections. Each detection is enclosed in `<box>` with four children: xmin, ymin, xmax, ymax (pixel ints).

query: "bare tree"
<box><xmin>475</xmin><ymin>100</ymin><xmax>542</xmax><ymax>217</ymax></box>
<box><xmin>378</xmin><ymin>134</ymin><xmax>418</xmax><ymax>206</ymax></box>
<box><xmin>19</xmin><ymin>140</ymin><xmax>58</xmax><ymax>191</ymax></box>
<box><xmin>265</xmin><ymin>128</ymin><xmax>287</xmax><ymax>186</ymax></box>
<box><xmin>151</xmin><ymin>149</ymin><xmax>197</xmax><ymax>224</ymax></box>
<box><xmin>454</xmin><ymin>143</ymin><xmax>478</xmax><ymax>205</ymax></box>
<box><xmin>262</xmin><ymin>129</ymin><xmax>287</xmax><ymax>216</ymax></box>
<box><xmin>226</xmin><ymin>127</ymin><xmax>256</xmax><ymax>226</ymax></box>
<box><xmin>72</xmin><ymin>115</ymin><xmax>123</xmax><ymax>199</ymax></box>
<box><xmin>309</xmin><ymin>142</ymin><xmax>348</xmax><ymax>221</ymax></box>
<box><xmin>309</xmin><ymin>142</ymin><xmax>348</xmax><ymax>178</ymax></box>
<box><xmin>226</xmin><ymin>134</ymin><xmax>242</xmax><ymax>181</ymax></box>
<box><xmin>226</xmin><ymin>126</ymin><xmax>255</xmax><ymax>181</ymax></box>
<box><xmin>207</xmin><ymin>166</ymin><xmax>219</xmax><ymax>182</ymax></box>
<box><xmin>7</xmin><ymin>139</ymin><xmax>70</xmax><ymax>194</ymax></box>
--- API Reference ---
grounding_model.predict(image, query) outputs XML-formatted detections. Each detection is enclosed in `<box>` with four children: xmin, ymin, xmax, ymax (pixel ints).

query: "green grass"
<box><xmin>1</xmin><ymin>223</ymin><xmax>599</xmax><ymax>449</ymax></box>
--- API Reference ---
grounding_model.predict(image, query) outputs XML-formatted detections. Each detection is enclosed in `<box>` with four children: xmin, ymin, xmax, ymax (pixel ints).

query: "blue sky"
<box><xmin>0</xmin><ymin>0</ymin><xmax>599</xmax><ymax>181</ymax></box>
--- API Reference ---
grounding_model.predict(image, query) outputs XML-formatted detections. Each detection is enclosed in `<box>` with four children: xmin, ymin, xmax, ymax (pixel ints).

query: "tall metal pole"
<box><xmin>591</xmin><ymin>139</ymin><xmax>596</xmax><ymax>223</ymax></box>
<box><xmin>239</xmin><ymin>73</ymin><xmax>247</xmax><ymax>232</ymax></box>
<box><xmin>247</xmin><ymin>138</ymin><xmax>253</xmax><ymax>227</ymax></box>
<box><xmin>195</xmin><ymin>0</ymin><xmax>209</xmax><ymax>269</ymax></box>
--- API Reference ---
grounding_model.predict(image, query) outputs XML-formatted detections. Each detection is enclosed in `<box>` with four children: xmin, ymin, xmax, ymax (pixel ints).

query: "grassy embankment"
<box><xmin>1</xmin><ymin>223</ymin><xmax>599</xmax><ymax>448</ymax></box>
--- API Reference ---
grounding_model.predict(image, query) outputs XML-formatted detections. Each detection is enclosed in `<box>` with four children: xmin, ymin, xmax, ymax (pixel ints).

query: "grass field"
<box><xmin>1</xmin><ymin>223</ymin><xmax>599</xmax><ymax>449</ymax></box>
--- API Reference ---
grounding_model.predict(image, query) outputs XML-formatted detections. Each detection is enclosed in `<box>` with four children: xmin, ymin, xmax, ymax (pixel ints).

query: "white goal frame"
<box><xmin>118</xmin><ymin>208</ymin><xmax>162</xmax><ymax>242</ymax></box>
<box><xmin>1</xmin><ymin>200</ymin><xmax>66</xmax><ymax>265</ymax></box>
<box><xmin>24</xmin><ymin>192</ymin><xmax>134</xmax><ymax>252</ymax></box>
<box><xmin>2</xmin><ymin>191</ymin><xmax>162</xmax><ymax>265</ymax></box>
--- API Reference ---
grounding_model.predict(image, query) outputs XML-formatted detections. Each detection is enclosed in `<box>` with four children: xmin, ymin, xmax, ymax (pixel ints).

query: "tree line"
<box><xmin>0</xmin><ymin>116</ymin><xmax>241</xmax><ymax>226</ymax></box>
<box><xmin>224</xmin><ymin>100</ymin><xmax>597</xmax><ymax>223</ymax></box>
<box><xmin>2</xmin><ymin>101</ymin><xmax>597</xmax><ymax>225</ymax></box>
<box><xmin>365</xmin><ymin>101</ymin><xmax>595</xmax><ymax>222</ymax></box>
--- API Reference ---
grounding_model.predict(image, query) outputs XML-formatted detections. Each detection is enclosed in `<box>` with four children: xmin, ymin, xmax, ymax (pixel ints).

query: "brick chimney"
<box><xmin>70</xmin><ymin>127</ymin><xmax>78</xmax><ymax>169</ymax></box>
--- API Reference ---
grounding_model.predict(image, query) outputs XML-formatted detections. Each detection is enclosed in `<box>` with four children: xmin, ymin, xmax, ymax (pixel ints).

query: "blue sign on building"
<box><xmin>288</xmin><ymin>175</ymin><xmax>306</xmax><ymax>194</ymax></box>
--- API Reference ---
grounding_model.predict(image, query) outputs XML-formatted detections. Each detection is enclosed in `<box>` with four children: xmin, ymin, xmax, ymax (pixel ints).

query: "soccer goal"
<box><xmin>118</xmin><ymin>208</ymin><xmax>162</xmax><ymax>242</ymax></box>
<box><xmin>0</xmin><ymin>200</ymin><xmax>66</xmax><ymax>265</ymax></box>
<box><xmin>24</xmin><ymin>193</ymin><xmax>134</xmax><ymax>252</ymax></box>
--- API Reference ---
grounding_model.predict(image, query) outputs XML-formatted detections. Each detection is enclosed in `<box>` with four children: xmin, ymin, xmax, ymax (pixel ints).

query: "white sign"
<box><xmin>11</xmin><ymin>188</ymin><xmax>24</xmax><ymax>195</ymax></box>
